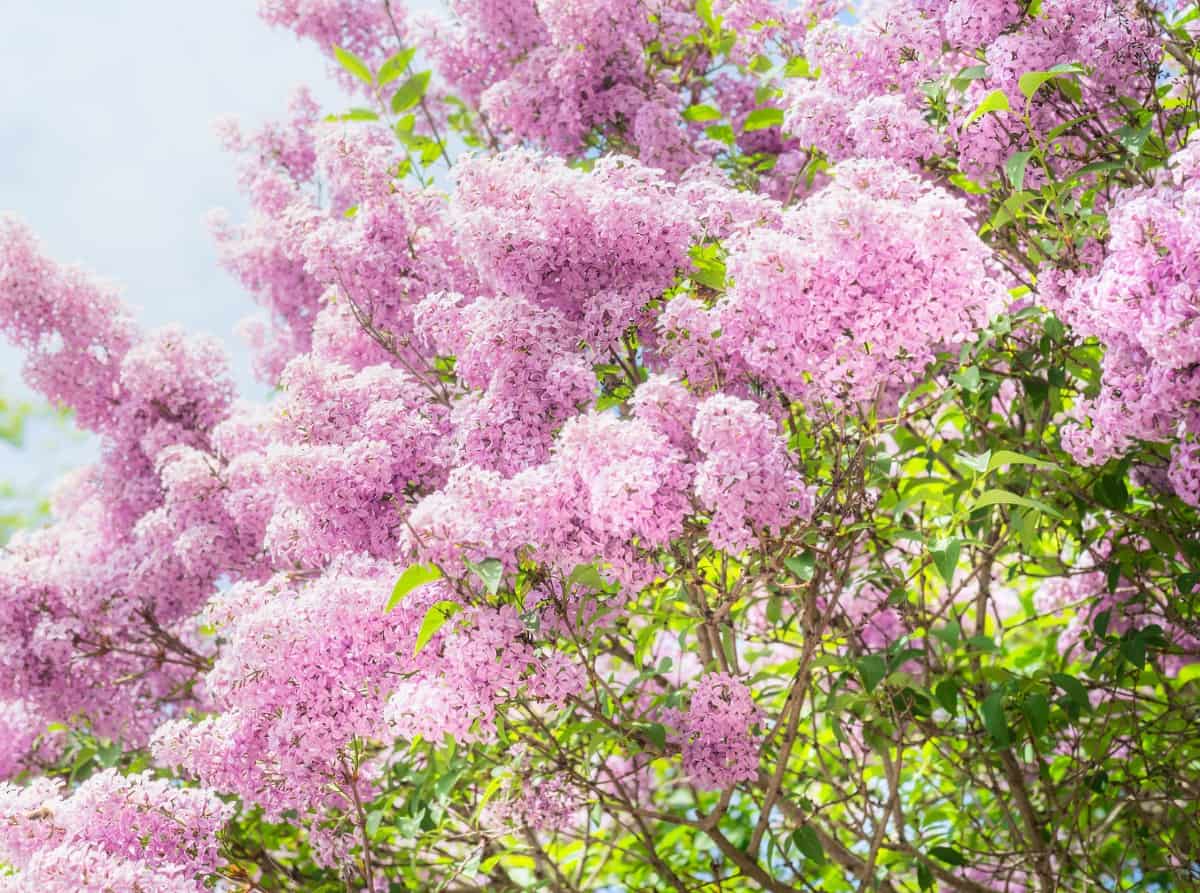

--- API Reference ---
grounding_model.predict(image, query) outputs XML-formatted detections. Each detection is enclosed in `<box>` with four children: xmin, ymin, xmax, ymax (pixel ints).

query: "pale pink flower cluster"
<box><xmin>0</xmin><ymin>701</ymin><xmax>57</xmax><ymax>781</ymax></box>
<box><xmin>786</xmin><ymin>0</ymin><xmax>1157</xmax><ymax>184</ymax></box>
<box><xmin>0</xmin><ymin>771</ymin><xmax>231</xmax><ymax>892</ymax></box>
<box><xmin>693</xmin><ymin>395</ymin><xmax>811</xmax><ymax>552</ymax></box>
<box><xmin>784</xmin><ymin>1</ymin><xmax>943</xmax><ymax>169</ymax></box>
<box><xmin>714</xmin><ymin>159</ymin><xmax>1004</xmax><ymax>404</ymax></box>
<box><xmin>152</xmin><ymin>557</ymin><xmax>431</xmax><ymax>817</ymax></box>
<box><xmin>1049</xmin><ymin>143</ymin><xmax>1200</xmax><ymax>504</ymax></box>
<box><xmin>483</xmin><ymin>774</ymin><xmax>583</xmax><ymax>830</ymax></box>
<box><xmin>406</xmin><ymin>403</ymin><xmax>694</xmax><ymax>589</ymax></box>
<box><xmin>259</xmin><ymin>0</ymin><xmax>398</xmax><ymax>73</ymax></box>
<box><xmin>667</xmin><ymin>673</ymin><xmax>761</xmax><ymax>789</ymax></box>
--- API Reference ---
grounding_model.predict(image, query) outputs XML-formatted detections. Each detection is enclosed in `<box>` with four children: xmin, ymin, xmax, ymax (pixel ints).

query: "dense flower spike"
<box><xmin>1049</xmin><ymin>142</ymin><xmax>1200</xmax><ymax>504</ymax></box>
<box><xmin>451</xmin><ymin>150</ymin><xmax>696</xmax><ymax>334</ymax></box>
<box><xmin>0</xmin><ymin>771</ymin><xmax>230</xmax><ymax>891</ymax></box>
<box><xmin>668</xmin><ymin>673</ymin><xmax>761</xmax><ymax>789</ymax></box>
<box><xmin>692</xmin><ymin>395</ymin><xmax>811</xmax><ymax>551</ymax></box>
<box><xmin>714</xmin><ymin>159</ymin><xmax>1003</xmax><ymax>403</ymax></box>
<box><xmin>0</xmin><ymin>217</ymin><xmax>138</xmax><ymax>432</ymax></box>
<box><xmin>0</xmin><ymin>0</ymin><xmax>1198</xmax><ymax>889</ymax></box>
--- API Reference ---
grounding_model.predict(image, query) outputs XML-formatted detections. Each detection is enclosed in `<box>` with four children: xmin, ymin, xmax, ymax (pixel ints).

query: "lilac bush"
<box><xmin>1</xmin><ymin>0</ymin><xmax>1200</xmax><ymax>889</ymax></box>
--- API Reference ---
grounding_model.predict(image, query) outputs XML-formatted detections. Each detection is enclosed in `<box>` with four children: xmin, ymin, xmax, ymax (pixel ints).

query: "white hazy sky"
<box><xmin>0</xmin><ymin>1</ymin><xmax>350</xmax><ymax>493</ymax></box>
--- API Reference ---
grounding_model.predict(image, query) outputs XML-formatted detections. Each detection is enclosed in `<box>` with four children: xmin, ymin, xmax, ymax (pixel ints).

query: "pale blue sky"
<box><xmin>0</xmin><ymin>0</ymin><xmax>349</xmax><ymax>390</ymax></box>
<box><xmin>0</xmin><ymin>2</ymin><xmax>349</xmax><ymax>494</ymax></box>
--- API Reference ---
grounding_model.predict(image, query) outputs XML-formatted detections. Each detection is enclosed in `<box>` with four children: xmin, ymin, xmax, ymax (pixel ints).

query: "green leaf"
<box><xmin>791</xmin><ymin>826</ymin><xmax>826</xmax><ymax>864</ymax></box>
<box><xmin>1021</xmin><ymin>693</ymin><xmax>1050</xmax><ymax>737</ymax></box>
<box><xmin>96</xmin><ymin>739</ymin><xmax>122</xmax><ymax>768</ymax></box>
<box><xmin>930</xmin><ymin>845</ymin><xmax>967</xmax><ymax>866</ymax></box>
<box><xmin>766</xmin><ymin>594</ymin><xmax>782</xmax><ymax>624</ymax></box>
<box><xmin>419</xmin><ymin>137</ymin><xmax>443</xmax><ymax>164</ymax></box>
<box><xmin>963</xmin><ymin>89</ymin><xmax>1010</xmax><ymax>129</ymax></box>
<box><xmin>952</xmin><ymin>365</ymin><xmax>981</xmax><ymax>392</ymax></box>
<box><xmin>965</xmin><ymin>634</ymin><xmax>997</xmax><ymax>652</ymax></box>
<box><xmin>474</xmin><ymin>777</ymin><xmax>505</xmax><ymax>821</ymax></box>
<box><xmin>743</xmin><ymin>107</ymin><xmax>785</xmax><ymax>132</ymax></box>
<box><xmin>567</xmin><ymin>563</ymin><xmax>608</xmax><ymax>591</ymax></box>
<box><xmin>333</xmin><ymin>45</ymin><xmax>373</xmax><ymax>84</ymax></box>
<box><xmin>932</xmin><ymin>621</ymin><xmax>961</xmax><ymax>648</ymax></box>
<box><xmin>704</xmin><ymin>123</ymin><xmax>736</xmax><ymax>144</ymax></box>
<box><xmin>935</xmin><ymin>679</ymin><xmax>959</xmax><ymax>715</ymax></box>
<box><xmin>414</xmin><ymin>600</ymin><xmax>460</xmax><ymax>655</ymax></box>
<box><xmin>987</xmin><ymin>450</ymin><xmax>1056</xmax><ymax>473</ymax></box>
<box><xmin>365</xmin><ymin>809</ymin><xmax>384</xmax><ymax>839</ymax></box>
<box><xmin>980</xmin><ymin>689</ymin><xmax>1010</xmax><ymax>747</ymax></box>
<box><xmin>378</xmin><ymin>48</ymin><xmax>418</xmax><ymax>85</ymax></box>
<box><xmin>1005</xmin><ymin>150</ymin><xmax>1034</xmax><ymax>191</ymax></box>
<box><xmin>950</xmin><ymin>63</ymin><xmax>988</xmax><ymax>92</ymax></box>
<box><xmin>988</xmin><ymin>190</ymin><xmax>1038</xmax><ymax>230</ymax></box>
<box><xmin>1176</xmin><ymin>663</ymin><xmax>1200</xmax><ymax>685</ymax></box>
<box><xmin>1115</xmin><ymin>122</ymin><xmax>1153</xmax><ymax>156</ymax></box>
<box><xmin>917</xmin><ymin>862</ymin><xmax>935</xmax><ymax>891</ymax></box>
<box><xmin>683</xmin><ymin>103</ymin><xmax>722</xmax><ymax>122</ymax></box>
<box><xmin>930</xmin><ymin>538</ymin><xmax>961</xmax><ymax>587</ymax></box>
<box><xmin>748</xmin><ymin>54</ymin><xmax>773</xmax><ymax>74</ymax></box>
<box><xmin>392</xmin><ymin>71</ymin><xmax>432</xmax><ymax>114</ymax></box>
<box><xmin>960</xmin><ymin>450</ymin><xmax>992</xmax><ymax>474</ymax></box>
<box><xmin>642</xmin><ymin>722</ymin><xmax>668</xmax><ymax>751</ymax></box>
<box><xmin>1018</xmin><ymin>64</ymin><xmax>1084</xmax><ymax>100</ymax></box>
<box><xmin>466</xmin><ymin>558</ymin><xmax>504</xmax><ymax>595</ymax></box>
<box><xmin>1092</xmin><ymin>473</ymin><xmax>1129</xmax><ymax>511</ymax></box>
<box><xmin>784</xmin><ymin>552</ymin><xmax>816</xmax><ymax>582</ymax></box>
<box><xmin>1120</xmin><ymin>630</ymin><xmax>1147</xmax><ymax>669</ymax></box>
<box><xmin>858</xmin><ymin>655</ymin><xmax>887</xmax><ymax>693</ymax></box>
<box><xmin>1069</xmin><ymin>160</ymin><xmax>1126</xmax><ymax>181</ymax></box>
<box><xmin>387</xmin><ymin>563</ymin><xmax>443</xmax><ymax>612</ymax></box>
<box><xmin>950</xmin><ymin>171</ymin><xmax>988</xmax><ymax>194</ymax></box>
<box><xmin>1050</xmin><ymin>673</ymin><xmax>1090</xmax><ymax>713</ymax></box>
<box><xmin>333</xmin><ymin>108</ymin><xmax>380</xmax><ymax>122</ymax></box>
<box><xmin>969</xmin><ymin>489</ymin><xmax>1063</xmax><ymax>519</ymax></box>
<box><xmin>690</xmin><ymin>253</ymin><xmax>726</xmax><ymax>291</ymax></box>
<box><xmin>784</xmin><ymin>56</ymin><xmax>814</xmax><ymax>78</ymax></box>
<box><xmin>70</xmin><ymin>747</ymin><xmax>97</xmax><ymax>783</ymax></box>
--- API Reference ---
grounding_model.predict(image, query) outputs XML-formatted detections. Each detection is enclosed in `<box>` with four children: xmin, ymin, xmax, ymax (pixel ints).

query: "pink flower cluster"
<box><xmin>785</xmin><ymin>0</ymin><xmax>1158</xmax><ymax>185</ymax></box>
<box><xmin>152</xmin><ymin>557</ymin><xmax>428</xmax><ymax>817</ymax></box>
<box><xmin>784</xmin><ymin>1</ymin><xmax>943</xmax><ymax>170</ymax></box>
<box><xmin>693</xmin><ymin>395</ymin><xmax>811</xmax><ymax>552</ymax></box>
<box><xmin>258</xmin><ymin>0</ymin><xmax>398</xmax><ymax>73</ymax></box>
<box><xmin>0</xmin><ymin>771</ymin><xmax>230</xmax><ymax>891</ymax></box>
<box><xmin>710</xmin><ymin>159</ymin><xmax>1003</xmax><ymax>404</ymax></box>
<box><xmin>1048</xmin><ymin>143</ymin><xmax>1200</xmax><ymax>504</ymax></box>
<box><xmin>667</xmin><ymin>673</ymin><xmax>761</xmax><ymax>789</ymax></box>
<box><xmin>405</xmin><ymin>402</ymin><xmax>694</xmax><ymax>589</ymax></box>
